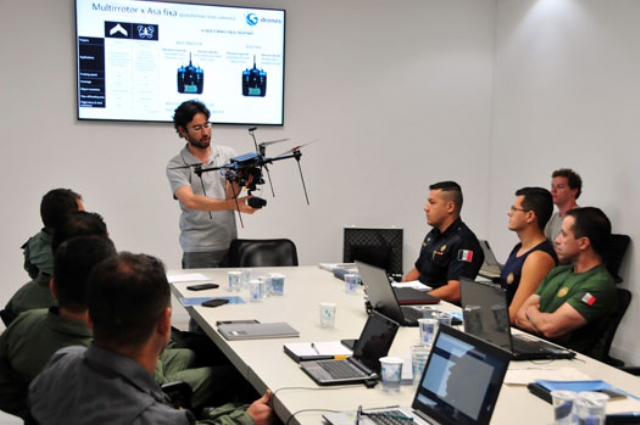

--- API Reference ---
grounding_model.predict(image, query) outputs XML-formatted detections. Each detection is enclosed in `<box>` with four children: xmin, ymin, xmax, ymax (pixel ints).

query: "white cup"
<box><xmin>411</xmin><ymin>345</ymin><xmax>430</xmax><ymax>386</ymax></box>
<box><xmin>418</xmin><ymin>318</ymin><xmax>438</xmax><ymax>346</ymax></box>
<box><xmin>270</xmin><ymin>273</ymin><xmax>285</xmax><ymax>295</ymax></box>
<box><xmin>575</xmin><ymin>391</ymin><xmax>609</xmax><ymax>425</ymax></box>
<box><xmin>551</xmin><ymin>390</ymin><xmax>578</xmax><ymax>425</ymax></box>
<box><xmin>379</xmin><ymin>356</ymin><xmax>403</xmax><ymax>392</ymax></box>
<box><xmin>228</xmin><ymin>271</ymin><xmax>242</xmax><ymax>292</ymax></box>
<box><xmin>249</xmin><ymin>279</ymin><xmax>262</xmax><ymax>302</ymax></box>
<box><xmin>319</xmin><ymin>302</ymin><xmax>337</xmax><ymax>328</ymax></box>
<box><xmin>344</xmin><ymin>273</ymin><xmax>360</xmax><ymax>295</ymax></box>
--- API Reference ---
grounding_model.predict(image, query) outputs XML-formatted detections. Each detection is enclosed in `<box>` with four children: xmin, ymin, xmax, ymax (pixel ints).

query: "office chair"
<box><xmin>586</xmin><ymin>288</ymin><xmax>632</xmax><ymax>367</ymax></box>
<box><xmin>225</xmin><ymin>238</ymin><xmax>299</xmax><ymax>267</ymax></box>
<box><xmin>602</xmin><ymin>234</ymin><xmax>631</xmax><ymax>283</ymax></box>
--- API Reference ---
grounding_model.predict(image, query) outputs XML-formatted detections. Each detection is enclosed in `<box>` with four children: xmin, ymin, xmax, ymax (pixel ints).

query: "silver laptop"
<box><xmin>324</xmin><ymin>325</ymin><xmax>511</xmax><ymax>425</ymax></box>
<box><xmin>217</xmin><ymin>322</ymin><xmax>299</xmax><ymax>341</ymax></box>
<box><xmin>478</xmin><ymin>240</ymin><xmax>502</xmax><ymax>280</ymax></box>
<box><xmin>459</xmin><ymin>278</ymin><xmax>575</xmax><ymax>360</ymax></box>
<box><xmin>299</xmin><ymin>311</ymin><xmax>399</xmax><ymax>385</ymax></box>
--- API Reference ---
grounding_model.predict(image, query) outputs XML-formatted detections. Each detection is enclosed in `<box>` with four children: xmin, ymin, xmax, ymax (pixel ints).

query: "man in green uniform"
<box><xmin>516</xmin><ymin>207</ymin><xmax>616</xmax><ymax>354</ymax></box>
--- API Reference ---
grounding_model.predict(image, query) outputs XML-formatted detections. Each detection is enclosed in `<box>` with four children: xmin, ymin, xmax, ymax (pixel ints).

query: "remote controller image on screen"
<box><xmin>177</xmin><ymin>53</ymin><xmax>204</xmax><ymax>94</ymax></box>
<box><xmin>242</xmin><ymin>55</ymin><xmax>267</xmax><ymax>97</ymax></box>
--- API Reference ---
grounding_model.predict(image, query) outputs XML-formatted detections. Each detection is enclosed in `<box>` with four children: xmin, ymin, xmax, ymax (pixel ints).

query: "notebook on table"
<box><xmin>459</xmin><ymin>277</ymin><xmax>575</xmax><ymax>360</ymax></box>
<box><xmin>217</xmin><ymin>322</ymin><xmax>299</xmax><ymax>341</ymax></box>
<box><xmin>299</xmin><ymin>310</ymin><xmax>399</xmax><ymax>385</ymax></box>
<box><xmin>324</xmin><ymin>324</ymin><xmax>511</xmax><ymax>425</ymax></box>
<box><xmin>357</xmin><ymin>261</ymin><xmax>450</xmax><ymax>327</ymax></box>
<box><xmin>478</xmin><ymin>239</ymin><xmax>502</xmax><ymax>281</ymax></box>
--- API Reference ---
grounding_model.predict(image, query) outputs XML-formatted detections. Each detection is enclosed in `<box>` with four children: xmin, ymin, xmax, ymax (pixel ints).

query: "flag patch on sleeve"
<box><xmin>581</xmin><ymin>293</ymin><xmax>597</xmax><ymax>306</ymax></box>
<box><xmin>457</xmin><ymin>249</ymin><xmax>474</xmax><ymax>262</ymax></box>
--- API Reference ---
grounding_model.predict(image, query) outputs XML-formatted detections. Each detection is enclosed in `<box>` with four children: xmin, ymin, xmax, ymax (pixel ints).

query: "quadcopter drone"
<box><xmin>170</xmin><ymin>127</ymin><xmax>316</xmax><ymax>227</ymax></box>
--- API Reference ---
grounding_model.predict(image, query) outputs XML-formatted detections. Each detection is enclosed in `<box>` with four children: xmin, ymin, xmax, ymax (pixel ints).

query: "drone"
<box><xmin>171</xmin><ymin>127</ymin><xmax>316</xmax><ymax>227</ymax></box>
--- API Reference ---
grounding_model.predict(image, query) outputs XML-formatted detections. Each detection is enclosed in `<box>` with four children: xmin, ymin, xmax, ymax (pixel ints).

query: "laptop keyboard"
<box><xmin>364</xmin><ymin>410</ymin><xmax>415</xmax><ymax>425</ymax></box>
<box><xmin>401</xmin><ymin>306</ymin><xmax>423</xmax><ymax>323</ymax></box>
<box><xmin>318</xmin><ymin>360</ymin><xmax>368</xmax><ymax>379</ymax></box>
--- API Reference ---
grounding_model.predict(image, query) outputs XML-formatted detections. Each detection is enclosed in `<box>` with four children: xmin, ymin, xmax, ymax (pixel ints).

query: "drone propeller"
<box><xmin>259</xmin><ymin>138</ymin><xmax>290</xmax><ymax>147</ymax></box>
<box><xmin>274</xmin><ymin>139</ymin><xmax>319</xmax><ymax>158</ymax></box>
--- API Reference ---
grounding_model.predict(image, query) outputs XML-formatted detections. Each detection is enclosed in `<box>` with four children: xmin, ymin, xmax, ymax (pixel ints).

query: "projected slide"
<box><xmin>76</xmin><ymin>0</ymin><xmax>285</xmax><ymax>125</ymax></box>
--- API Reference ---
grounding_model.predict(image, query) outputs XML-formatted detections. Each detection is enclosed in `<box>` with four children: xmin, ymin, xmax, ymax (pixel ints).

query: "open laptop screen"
<box><xmin>352</xmin><ymin>311</ymin><xmax>399</xmax><ymax>373</ymax></box>
<box><xmin>411</xmin><ymin>325</ymin><xmax>510</xmax><ymax>425</ymax></box>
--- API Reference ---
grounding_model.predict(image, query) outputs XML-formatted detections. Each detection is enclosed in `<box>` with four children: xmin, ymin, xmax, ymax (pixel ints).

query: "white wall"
<box><xmin>489</xmin><ymin>0</ymin><xmax>640</xmax><ymax>364</ymax></box>
<box><xmin>0</xmin><ymin>1</ymin><xmax>494</xmax><ymax>324</ymax></box>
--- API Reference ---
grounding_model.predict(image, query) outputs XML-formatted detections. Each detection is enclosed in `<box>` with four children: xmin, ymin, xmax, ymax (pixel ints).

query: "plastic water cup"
<box><xmin>379</xmin><ymin>357</ymin><xmax>403</xmax><ymax>392</ymax></box>
<box><xmin>258</xmin><ymin>276</ymin><xmax>271</xmax><ymax>298</ymax></box>
<box><xmin>249</xmin><ymin>279</ymin><xmax>262</xmax><ymax>302</ymax></box>
<box><xmin>418</xmin><ymin>318</ymin><xmax>438</xmax><ymax>346</ymax></box>
<box><xmin>241</xmin><ymin>268</ymin><xmax>251</xmax><ymax>288</ymax></box>
<box><xmin>551</xmin><ymin>390</ymin><xmax>578</xmax><ymax>425</ymax></box>
<box><xmin>228</xmin><ymin>271</ymin><xmax>242</xmax><ymax>292</ymax></box>
<box><xmin>270</xmin><ymin>273</ymin><xmax>285</xmax><ymax>295</ymax></box>
<box><xmin>435</xmin><ymin>312</ymin><xmax>452</xmax><ymax>327</ymax></box>
<box><xmin>344</xmin><ymin>274</ymin><xmax>360</xmax><ymax>295</ymax></box>
<box><xmin>319</xmin><ymin>303</ymin><xmax>337</xmax><ymax>328</ymax></box>
<box><xmin>411</xmin><ymin>345</ymin><xmax>430</xmax><ymax>386</ymax></box>
<box><xmin>575</xmin><ymin>391</ymin><xmax>609</xmax><ymax>425</ymax></box>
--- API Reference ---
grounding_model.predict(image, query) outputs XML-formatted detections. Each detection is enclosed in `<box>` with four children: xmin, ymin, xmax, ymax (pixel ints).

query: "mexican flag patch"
<box><xmin>581</xmin><ymin>293</ymin><xmax>597</xmax><ymax>306</ymax></box>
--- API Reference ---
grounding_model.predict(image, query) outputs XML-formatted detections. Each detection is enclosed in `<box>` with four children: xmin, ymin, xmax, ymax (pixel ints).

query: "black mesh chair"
<box><xmin>586</xmin><ymin>288</ymin><xmax>632</xmax><ymax>367</ymax></box>
<box><xmin>602</xmin><ymin>234</ymin><xmax>631</xmax><ymax>283</ymax></box>
<box><xmin>225</xmin><ymin>239</ymin><xmax>299</xmax><ymax>267</ymax></box>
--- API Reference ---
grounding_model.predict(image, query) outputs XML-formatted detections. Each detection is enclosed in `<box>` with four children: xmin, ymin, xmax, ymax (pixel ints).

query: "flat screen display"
<box><xmin>75</xmin><ymin>0</ymin><xmax>285</xmax><ymax>125</ymax></box>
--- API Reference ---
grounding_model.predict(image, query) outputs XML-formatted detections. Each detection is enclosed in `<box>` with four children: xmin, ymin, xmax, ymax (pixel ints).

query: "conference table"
<box><xmin>169</xmin><ymin>266</ymin><xmax>640</xmax><ymax>424</ymax></box>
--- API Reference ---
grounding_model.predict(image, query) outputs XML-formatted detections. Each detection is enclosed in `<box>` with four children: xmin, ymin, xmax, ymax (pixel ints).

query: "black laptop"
<box><xmin>459</xmin><ymin>277</ymin><xmax>575</xmax><ymax>360</ymax></box>
<box><xmin>299</xmin><ymin>310</ymin><xmax>399</xmax><ymax>385</ymax></box>
<box><xmin>358</xmin><ymin>261</ymin><xmax>447</xmax><ymax>327</ymax></box>
<box><xmin>324</xmin><ymin>324</ymin><xmax>511</xmax><ymax>425</ymax></box>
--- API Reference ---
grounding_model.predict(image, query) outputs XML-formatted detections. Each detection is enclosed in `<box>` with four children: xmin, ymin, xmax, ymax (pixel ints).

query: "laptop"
<box><xmin>324</xmin><ymin>324</ymin><xmax>511</xmax><ymax>425</ymax></box>
<box><xmin>299</xmin><ymin>310</ymin><xmax>399</xmax><ymax>385</ymax></box>
<box><xmin>478</xmin><ymin>240</ymin><xmax>502</xmax><ymax>281</ymax></box>
<box><xmin>217</xmin><ymin>322</ymin><xmax>299</xmax><ymax>341</ymax></box>
<box><xmin>358</xmin><ymin>261</ymin><xmax>446</xmax><ymax>327</ymax></box>
<box><xmin>459</xmin><ymin>278</ymin><xmax>575</xmax><ymax>360</ymax></box>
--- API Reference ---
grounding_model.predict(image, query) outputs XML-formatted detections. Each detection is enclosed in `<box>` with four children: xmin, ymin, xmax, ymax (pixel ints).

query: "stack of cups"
<box><xmin>550</xmin><ymin>390</ymin><xmax>610</xmax><ymax>425</ymax></box>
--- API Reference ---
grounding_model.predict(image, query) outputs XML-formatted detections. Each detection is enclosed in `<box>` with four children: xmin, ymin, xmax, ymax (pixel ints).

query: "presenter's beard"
<box><xmin>187</xmin><ymin>135</ymin><xmax>211</xmax><ymax>150</ymax></box>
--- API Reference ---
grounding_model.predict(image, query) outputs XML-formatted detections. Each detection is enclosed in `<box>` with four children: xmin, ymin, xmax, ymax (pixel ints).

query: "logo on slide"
<box><xmin>246</xmin><ymin>13</ymin><xmax>258</xmax><ymax>26</ymax></box>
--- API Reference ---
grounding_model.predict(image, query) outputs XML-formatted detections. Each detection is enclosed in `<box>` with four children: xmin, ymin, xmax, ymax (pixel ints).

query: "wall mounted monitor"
<box><xmin>75</xmin><ymin>0</ymin><xmax>285</xmax><ymax>125</ymax></box>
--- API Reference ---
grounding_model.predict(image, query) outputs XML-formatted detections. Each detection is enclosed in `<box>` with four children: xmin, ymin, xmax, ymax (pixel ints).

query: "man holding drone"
<box><xmin>167</xmin><ymin>100</ymin><xmax>259</xmax><ymax>269</ymax></box>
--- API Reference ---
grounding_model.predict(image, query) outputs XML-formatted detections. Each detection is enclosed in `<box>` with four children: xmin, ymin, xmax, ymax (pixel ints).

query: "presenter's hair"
<box><xmin>51</xmin><ymin>211</ymin><xmax>108</xmax><ymax>253</ymax></box>
<box><xmin>88</xmin><ymin>252</ymin><xmax>171</xmax><ymax>349</ymax></box>
<box><xmin>515</xmin><ymin>187</ymin><xmax>553</xmax><ymax>230</ymax></box>
<box><xmin>429</xmin><ymin>181</ymin><xmax>463</xmax><ymax>213</ymax></box>
<box><xmin>53</xmin><ymin>236</ymin><xmax>116</xmax><ymax>313</ymax></box>
<box><xmin>565</xmin><ymin>207</ymin><xmax>611</xmax><ymax>258</ymax></box>
<box><xmin>552</xmin><ymin>168</ymin><xmax>583</xmax><ymax>199</ymax></box>
<box><xmin>173</xmin><ymin>100</ymin><xmax>210</xmax><ymax>135</ymax></box>
<box><xmin>40</xmin><ymin>188</ymin><xmax>82</xmax><ymax>231</ymax></box>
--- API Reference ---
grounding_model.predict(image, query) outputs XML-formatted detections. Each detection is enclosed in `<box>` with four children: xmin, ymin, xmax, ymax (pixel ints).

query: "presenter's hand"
<box><xmin>236</xmin><ymin>195</ymin><xmax>258</xmax><ymax>214</ymax></box>
<box><xmin>247</xmin><ymin>390</ymin><xmax>273</xmax><ymax>425</ymax></box>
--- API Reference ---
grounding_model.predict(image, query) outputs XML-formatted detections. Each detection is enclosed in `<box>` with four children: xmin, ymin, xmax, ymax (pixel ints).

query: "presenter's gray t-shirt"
<box><xmin>166</xmin><ymin>145</ymin><xmax>237</xmax><ymax>253</ymax></box>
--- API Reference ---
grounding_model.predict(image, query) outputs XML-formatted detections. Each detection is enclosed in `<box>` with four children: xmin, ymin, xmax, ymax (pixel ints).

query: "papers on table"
<box><xmin>505</xmin><ymin>367</ymin><xmax>592</xmax><ymax>386</ymax></box>
<box><xmin>318</xmin><ymin>263</ymin><xmax>356</xmax><ymax>272</ymax></box>
<box><xmin>392</xmin><ymin>280</ymin><xmax>432</xmax><ymax>291</ymax></box>
<box><xmin>167</xmin><ymin>273</ymin><xmax>212</xmax><ymax>283</ymax></box>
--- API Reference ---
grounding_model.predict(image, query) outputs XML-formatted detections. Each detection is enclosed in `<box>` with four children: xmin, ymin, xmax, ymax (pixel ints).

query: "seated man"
<box><xmin>516</xmin><ymin>207</ymin><xmax>616</xmax><ymax>354</ymax></box>
<box><xmin>402</xmin><ymin>181</ymin><xmax>484</xmax><ymax>303</ymax></box>
<box><xmin>8</xmin><ymin>190</ymin><xmax>84</xmax><ymax>323</ymax></box>
<box><xmin>30</xmin><ymin>252</ymin><xmax>273</xmax><ymax>424</ymax></box>
<box><xmin>544</xmin><ymin>168</ymin><xmax>582</xmax><ymax>242</ymax></box>
<box><xmin>500</xmin><ymin>187</ymin><xmax>558</xmax><ymax>324</ymax></box>
<box><xmin>21</xmin><ymin>188</ymin><xmax>83</xmax><ymax>279</ymax></box>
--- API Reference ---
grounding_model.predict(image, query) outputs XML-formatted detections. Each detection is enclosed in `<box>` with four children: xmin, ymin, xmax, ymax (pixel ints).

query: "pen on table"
<box><xmin>311</xmin><ymin>343</ymin><xmax>320</xmax><ymax>355</ymax></box>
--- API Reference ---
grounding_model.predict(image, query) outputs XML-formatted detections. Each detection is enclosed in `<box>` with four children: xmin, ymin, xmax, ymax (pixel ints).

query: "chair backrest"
<box><xmin>602</xmin><ymin>234</ymin><xmax>631</xmax><ymax>283</ymax></box>
<box><xmin>587</xmin><ymin>287</ymin><xmax>632</xmax><ymax>366</ymax></box>
<box><xmin>226</xmin><ymin>239</ymin><xmax>299</xmax><ymax>267</ymax></box>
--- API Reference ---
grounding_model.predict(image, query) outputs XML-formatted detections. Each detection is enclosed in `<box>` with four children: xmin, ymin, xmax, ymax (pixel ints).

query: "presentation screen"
<box><xmin>75</xmin><ymin>0</ymin><xmax>285</xmax><ymax>125</ymax></box>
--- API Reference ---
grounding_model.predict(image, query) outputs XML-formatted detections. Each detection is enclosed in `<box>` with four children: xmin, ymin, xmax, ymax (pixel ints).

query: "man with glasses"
<box><xmin>500</xmin><ymin>187</ymin><xmax>557</xmax><ymax>324</ymax></box>
<box><xmin>167</xmin><ymin>100</ymin><xmax>258</xmax><ymax>269</ymax></box>
<box><xmin>544</xmin><ymin>168</ymin><xmax>582</xmax><ymax>241</ymax></box>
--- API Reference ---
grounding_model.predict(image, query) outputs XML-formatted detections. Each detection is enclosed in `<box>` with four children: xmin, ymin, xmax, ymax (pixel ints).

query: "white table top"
<box><xmin>169</xmin><ymin>266</ymin><xmax>640</xmax><ymax>425</ymax></box>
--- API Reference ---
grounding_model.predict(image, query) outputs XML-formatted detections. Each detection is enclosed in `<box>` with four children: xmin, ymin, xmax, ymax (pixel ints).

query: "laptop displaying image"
<box><xmin>357</xmin><ymin>261</ymin><xmax>443</xmax><ymax>327</ymax></box>
<box><xmin>324</xmin><ymin>324</ymin><xmax>511</xmax><ymax>425</ymax></box>
<box><xmin>478</xmin><ymin>240</ymin><xmax>502</xmax><ymax>281</ymax></box>
<box><xmin>299</xmin><ymin>310</ymin><xmax>399</xmax><ymax>385</ymax></box>
<box><xmin>459</xmin><ymin>278</ymin><xmax>575</xmax><ymax>360</ymax></box>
